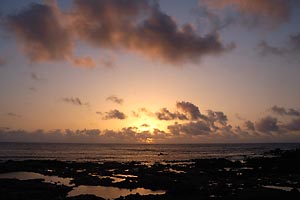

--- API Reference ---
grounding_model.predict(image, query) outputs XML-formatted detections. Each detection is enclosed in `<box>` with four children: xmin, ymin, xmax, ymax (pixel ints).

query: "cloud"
<box><xmin>176</xmin><ymin>101</ymin><xmax>203</xmax><ymax>120</ymax></box>
<box><xmin>270</xmin><ymin>105</ymin><xmax>300</xmax><ymax>117</ymax></box>
<box><xmin>0</xmin><ymin>57</ymin><xmax>6</xmax><ymax>66</ymax></box>
<box><xmin>72</xmin><ymin>56</ymin><xmax>96</xmax><ymax>69</ymax></box>
<box><xmin>259</xmin><ymin>33</ymin><xmax>300</xmax><ymax>56</ymax></box>
<box><xmin>103</xmin><ymin>109</ymin><xmax>127</xmax><ymax>120</ymax></box>
<box><xmin>132</xmin><ymin>107</ymin><xmax>151</xmax><ymax>118</ymax></box>
<box><xmin>70</xmin><ymin>0</ymin><xmax>234</xmax><ymax>64</ymax></box>
<box><xmin>244</xmin><ymin>120</ymin><xmax>255</xmax><ymax>131</ymax></box>
<box><xmin>255</xmin><ymin>116</ymin><xmax>279</xmax><ymax>133</ymax></box>
<box><xmin>2</xmin><ymin>100</ymin><xmax>300</xmax><ymax>143</ymax></box>
<box><xmin>6</xmin><ymin>112</ymin><xmax>22</xmax><ymax>118</ymax></box>
<box><xmin>141</xmin><ymin>123</ymin><xmax>150</xmax><ymax>127</ymax></box>
<box><xmin>29</xmin><ymin>86</ymin><xmax>37</xmax><ymax>92</ymax></box>
<box><xmin>200</xmin><ymin>0</ymin><xmax>295</xmax><ymax>28</ymax></box>
<box><xmin>99</xmin><ymin>57</ymin><xmax>114</xmax><ymax>68</ymax></box>
<box><xmin>283</xmin><ymin>118</ymin><xmax>300</xmax><ymax>131</ymax></box>
<box><xmin>62</xmin><ymin>97</ymin><xmax>89</xmax><ymax>106</ymax></box>
<box><xmin>290</xmin><ymin>33</ymin><xmax>300</xmax><ymax>52</ymax></box>
<box><xmin>258</xmin><ymin>41</ymin><xmax>286</xmax><ymax>56</ymax></box>
<box><xmin>4</xmin><ymin>0</ymin><xmax>233</xmax><ymax>66</ymax></box>
<box><xmin>168</xmin><ymin>121</ymin><xmax>210</xmax><ymax>136</ymax></box>
<box><xmin>206</xmin><ymin>110</ymin><xmax>228</xmax><ymax>128</ymax></box>
<box><xmin>0</xmin><ymin>129</ymin><xmax>102</xmax><ymax>143</ymax></box>
<box><xmin>155</xmin><ymin>108</ymin><xmax>187</xmax><ymax>120</ymax></box>
<box><xmin>106</xmin><ymin>95</ymin><xmax>124</xmax><ymax>105</ymax></box>
<box><xmin>6</xmin><ymin>2</ymin><xmax>73</xmax><ymax>62</ymax></box>
<box><xmin>31</xmin><ymin>72</ymin><xmax>43</xmax><ymax>81</ymax></box>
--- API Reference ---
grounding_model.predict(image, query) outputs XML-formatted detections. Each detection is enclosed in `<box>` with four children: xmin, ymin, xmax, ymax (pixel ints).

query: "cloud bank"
<box><xmin>2</xmin><ymin>103</ymin><xmax>300</xmax><ymax>143</ymax></box>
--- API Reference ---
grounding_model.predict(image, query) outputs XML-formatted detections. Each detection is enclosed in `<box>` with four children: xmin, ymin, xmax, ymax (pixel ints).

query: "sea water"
<box><xmin>1</xmin><ymin>143</ymin><xmax>299</xmax><ymax>162</ymax></box>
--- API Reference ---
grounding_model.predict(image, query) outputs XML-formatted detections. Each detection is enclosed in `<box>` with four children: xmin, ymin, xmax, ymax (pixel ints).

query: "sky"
<box><xmin>0</xmin><ymin>0</ymin><xmax>300</xmax><ymax>143</ymax></box>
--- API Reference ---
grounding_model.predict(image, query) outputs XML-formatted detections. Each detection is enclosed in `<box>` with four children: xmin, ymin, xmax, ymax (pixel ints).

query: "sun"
<box><xmin>139</xmin><ymin>123</ymin><xmax>152</xmax><ymax>132</ymax></box>
<box><xmin>145</xmin><ymin>138</ymin><xmax>153</xmax><ymax>144</ymax></box>
<box><xmin>129</xmin><ymin>116</ymin><xmax>162</xmax><ymax>132</ymax></box>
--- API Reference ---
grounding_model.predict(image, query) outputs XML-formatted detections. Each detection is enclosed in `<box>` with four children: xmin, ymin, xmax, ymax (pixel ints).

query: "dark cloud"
<box><xmin>271</xmin><ymin>105</ymin><xmax>300</xmax><ymax>117</ymax></box>
<box><xmin>200</xmin><ymin>0</ymin><xmax>295</xmax><ymax>28</ymax></box>
<box><xmin>168</xmin><ymin>121</ymin><xmax>210</xmax><ymax>136</ymax></box>
<box><xmin>283</xmin><ymin>118</ymin><xmax>300</xmax><ymax>131</ymax></box>
<box><xmin>71</xmin><ymin>0</ymin><xmax>233</xmax><ymax>64</ymax></box>
<box><xmin>244</xmin><ymin>120</ymin><xmax>255</xmax><ymax>131</ymax></box>
<box><xmin>106</xmin><ymin>95</ymin><xmax>124</xmax><ymax>105</ymax></box>
<box><xmin>207</xmin><ymin>110</ymin><xmax>228</xmax><ymax>128</ymax></box>
<box><xmin>62</xmin><ymin>97</ymin><xmax>89</xmax><ymax>106</ymax></box>
<box><xmin>31</xmin><ymin>72</ymin><xmax>43</xmax><ymax>81</ymax></box>
<box><xmin>4</xmin><ymin>0</ymin><xmax>233</xmax><ymax>65</ymax></box>
<box><xmin>155</xmin><ymin>108</ymin><xmax>187</xmax><ymax>120</ymax></box>
<box><xmin>6</xmin><ymin>112</ymin><xmax>22</xmax><ymax>118</ymax></box>
<box><xmin>289</xmin><ymin>33</ymin><xmax>300</xmax><ymax>52</ymax></box>
<box><xmin>176</xmin><ymin>101</ymin><xmax>203</xmax><ymax>120</ymax></box>
<box><xmin>255</xmin><ymin>116</ymin><xmax>279</xmax><ymax>133</ymax></box>
<box><xmin>103</xmin><ymin>109</ymin><xmax>127</xmax><ymax>120</ymax></box>
<box><xmin>6</xmin><ymin>3</ymin><xmax>73</xmax><ymax>62</ymax></box>
<box><xmin>259</xmin><ymin>33</ymin><xmax>300</xmax><ymax>56</ymax></box>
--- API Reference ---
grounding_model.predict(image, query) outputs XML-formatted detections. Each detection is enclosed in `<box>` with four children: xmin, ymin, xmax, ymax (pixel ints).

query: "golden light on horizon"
<box><xmin>130</xmin><ymin>116</ymin><xmax>165</xmax><ymax>133</ymax></box>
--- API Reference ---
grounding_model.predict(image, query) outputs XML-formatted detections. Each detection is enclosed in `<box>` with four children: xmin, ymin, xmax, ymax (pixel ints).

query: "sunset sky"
<box><xmin>0</xmin><ymin>0</ymin><xmax>300</xmax><ymax>143</ymax></box>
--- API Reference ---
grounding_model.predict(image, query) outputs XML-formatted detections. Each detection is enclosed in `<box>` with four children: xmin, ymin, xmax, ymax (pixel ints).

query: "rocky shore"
<box><xmin>1</xmin><ymin>148</ymin><xmax>300</xmax><ymax>200</ymax></box>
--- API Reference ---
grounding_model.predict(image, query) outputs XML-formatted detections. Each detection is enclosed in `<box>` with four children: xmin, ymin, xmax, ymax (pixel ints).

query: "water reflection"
<box><xmin>0</xmin><ymin>171</ymin><xmax>74</xmax><ymax>186</ymax></box>
<box><xmin>263</xmin><ymin>185</ymin><xmax>299</xmax><ymax>192</ymax></box>
<box><xmin>68</xmin><ymin>185</ymin><xmax>166</xmax><ymax>199</ymax></box>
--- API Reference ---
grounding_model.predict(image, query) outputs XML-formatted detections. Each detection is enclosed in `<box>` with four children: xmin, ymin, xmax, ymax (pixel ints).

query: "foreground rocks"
<box><xmin>1</xmin><ymin>149</ymin><xmax>300</xmax><ymax>199</ymax></box>
<box><xmin>0</xmin><ymin>178</ymin><xmax>71</xmax><ymax>200</ymax></box>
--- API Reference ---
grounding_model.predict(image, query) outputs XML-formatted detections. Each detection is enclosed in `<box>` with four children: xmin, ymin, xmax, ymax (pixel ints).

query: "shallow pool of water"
<box><xmin>68</xmin><ymin>185</ymin><xmax>166</xmax><ymax>199</ymax></box>
<box><xmin>0</xmin><ymin>171</ymin><xmax>74</xmax><ymax>186</ymax></box>
<box><xmin>263</xmin><ymin>185</ymin><xmax>298</xmax><ymax>192</ymax></box>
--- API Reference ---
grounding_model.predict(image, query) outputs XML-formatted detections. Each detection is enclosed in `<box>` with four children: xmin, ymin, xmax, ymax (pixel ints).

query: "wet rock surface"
<box><xmin>1</xmin><ymin>149</ymin><xmax>300</xmax><ymax>199</ymax></box>
<box><xmin>0</xmin><ymin>178</ymin><xmax>71</xmax><ymax>200</ymax></box>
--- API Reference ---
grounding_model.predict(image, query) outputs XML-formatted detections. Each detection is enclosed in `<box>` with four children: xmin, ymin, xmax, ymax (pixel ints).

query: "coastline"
<box><xmin>1</xmin><ymin>148</ymin><xmax>300</xmax><ymax>199</ymax></box>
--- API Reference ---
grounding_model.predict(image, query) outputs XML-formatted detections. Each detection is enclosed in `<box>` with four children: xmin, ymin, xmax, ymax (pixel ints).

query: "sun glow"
<box><xmin>130</xmin><ymin>117</ymin><xmax>165</xmax><ymax>133</ymax></box>
<box><xmin>139</xmin><ymin>123</ymin><xmax>153</xmax><ymax>132</ymax></box>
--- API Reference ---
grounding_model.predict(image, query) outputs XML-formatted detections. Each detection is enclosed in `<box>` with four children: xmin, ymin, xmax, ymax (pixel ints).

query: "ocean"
<box><xmin>1</xmin><ymin>143</ymin><xmax>300</xmax><ymax>163</ymax></box>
